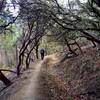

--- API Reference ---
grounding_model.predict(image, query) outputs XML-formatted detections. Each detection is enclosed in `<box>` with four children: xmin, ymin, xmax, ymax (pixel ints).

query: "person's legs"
<box><xmin>41</xmin><ymin>53</ymin><xmax>44</xmax><ymax>60</ymax></box>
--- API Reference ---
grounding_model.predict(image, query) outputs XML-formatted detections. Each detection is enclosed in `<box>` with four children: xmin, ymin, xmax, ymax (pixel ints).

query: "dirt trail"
<box><xmin>0</xmin><ymin>54</ymin><xmax>60</xmax><ymax>100</ymax></box>
<box><xmin>7</xmin><ymin>62</ymin><xmax>43</xmax><ymax>100</ymax></box>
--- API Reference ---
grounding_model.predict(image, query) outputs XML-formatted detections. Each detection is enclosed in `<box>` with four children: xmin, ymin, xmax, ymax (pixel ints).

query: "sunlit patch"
<box><xmin>42</xmin><ymin>53</ymin><xmax>60</xmax><ymax>70</ymax></box>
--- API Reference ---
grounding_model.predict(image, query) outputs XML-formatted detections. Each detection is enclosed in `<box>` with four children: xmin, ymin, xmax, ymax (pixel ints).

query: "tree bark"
<box><xmin>74</xmin><ymin>40</ymin><xmax>83</xmax><ymax>54</ymax></box>
<box><xmin>91</xmin><ymin>40</ymin><xmax>96</xmax><ymax>47</ymax></box>
<box><xmin>81</xmin><ymin>31</ymin><xmax>100</xmax><ymax>44</ymax></box>
<box><xmin>17</xmin><ymin>53</ymin><xmax>22</xmax><ymax>76</ymax></box>
<box><xmin>26</xmin><ymin>44</ymin><xmax>36</xmax><ymax>69</ymax></box>
<box><xmin>64</xmin><ymin>38</ymin><xmax>77</xmax><ymax>55</ymax></box>
<box><xmin>35</xmin><ymin>44</ymin><xmax>39</xmax><ymax>59</ymax></box>
<box><xmin>0</xmin><ymin>71</ymin><xmax>12</xmax><ymax>86</ymax></box>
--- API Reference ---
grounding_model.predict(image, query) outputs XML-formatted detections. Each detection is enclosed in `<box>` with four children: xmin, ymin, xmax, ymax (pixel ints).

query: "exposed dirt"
<box><xmin>0</xmin><ymin>48</ymin><xmax>100</xmax><ymax>100</ymax></box>
<box><xmin>0</xmin><ymin>55</ymin><xmax>62</xmax><ymax>100</ymax></box>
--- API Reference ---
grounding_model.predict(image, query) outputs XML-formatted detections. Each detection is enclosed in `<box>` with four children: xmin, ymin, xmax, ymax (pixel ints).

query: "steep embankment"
<box><xmin>47</xmin><ymin>48</ymin><xmax>100</xmax><ymax>100</ymax></box>
<box><xmin>39</xmin><ymin>48</ymin><xmax>100</xmax><ymax>100</ymax></box>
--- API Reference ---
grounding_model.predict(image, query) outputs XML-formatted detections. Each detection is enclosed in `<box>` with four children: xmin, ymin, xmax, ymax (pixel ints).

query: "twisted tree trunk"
<box><xmin>35</xmin><ymin>44</ymin><xmax>39</xmax><ymax>59</ymax></box>
<box><xmin>0</xmin><ymin>71</ymin><xmax>12</xmax><ymax>86</ymax></box>
<box><xmin>64</xmin><ymin>38</ymin><xmax>77</xmax><ymax>55</ymax></box>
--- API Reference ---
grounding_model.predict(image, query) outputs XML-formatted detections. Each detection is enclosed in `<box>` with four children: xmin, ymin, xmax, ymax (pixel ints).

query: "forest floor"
<box><xmin>0</xmin><ymin>47</ymin><xmax>100</xmax><ymax>100</ymax></box>
<box><xmin>0</xmin><ymin>54</ymin><xmax>63</xmax><ymax>100</ymax></box>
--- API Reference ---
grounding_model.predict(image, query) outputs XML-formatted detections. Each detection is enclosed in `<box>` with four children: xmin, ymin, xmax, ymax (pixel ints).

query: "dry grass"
<box><xmin>57</xmin><ymin>48</ymin><xmax>100</xmax><ymax>99</ymax></box>
<box><xmin>42</xmin><ymin>47</ymin><xmax>100</xmax><ymax>100</ymax></box>
<box><xmin>41</xmin><ymin>53</ymin><xmax>60</xmax><ymax>70</ymax></box>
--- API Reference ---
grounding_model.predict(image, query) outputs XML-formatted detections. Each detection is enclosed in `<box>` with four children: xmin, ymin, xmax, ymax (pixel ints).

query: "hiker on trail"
<box><xmin>40</xmin><ymin>48</ymin><xmax>45</xmax><ymax>60</ymax></box>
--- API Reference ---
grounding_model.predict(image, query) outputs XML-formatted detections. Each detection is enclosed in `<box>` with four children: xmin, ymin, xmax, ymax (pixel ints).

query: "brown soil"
<box><xmin>0</xmin><ymin>48</ymin><xmax>100</xmax><ymax>100</ymax></box>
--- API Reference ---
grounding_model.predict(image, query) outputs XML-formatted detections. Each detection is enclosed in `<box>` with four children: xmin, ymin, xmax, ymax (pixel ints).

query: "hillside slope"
<box><xmin>0</xmin><ymin>48</ymin><xmax>99</xmax><ymax>100</ymax></box>
<box><xmin>47</xmin><ymin>47</ymin><xmax>100</xmax><ymax>100</ymax></box>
